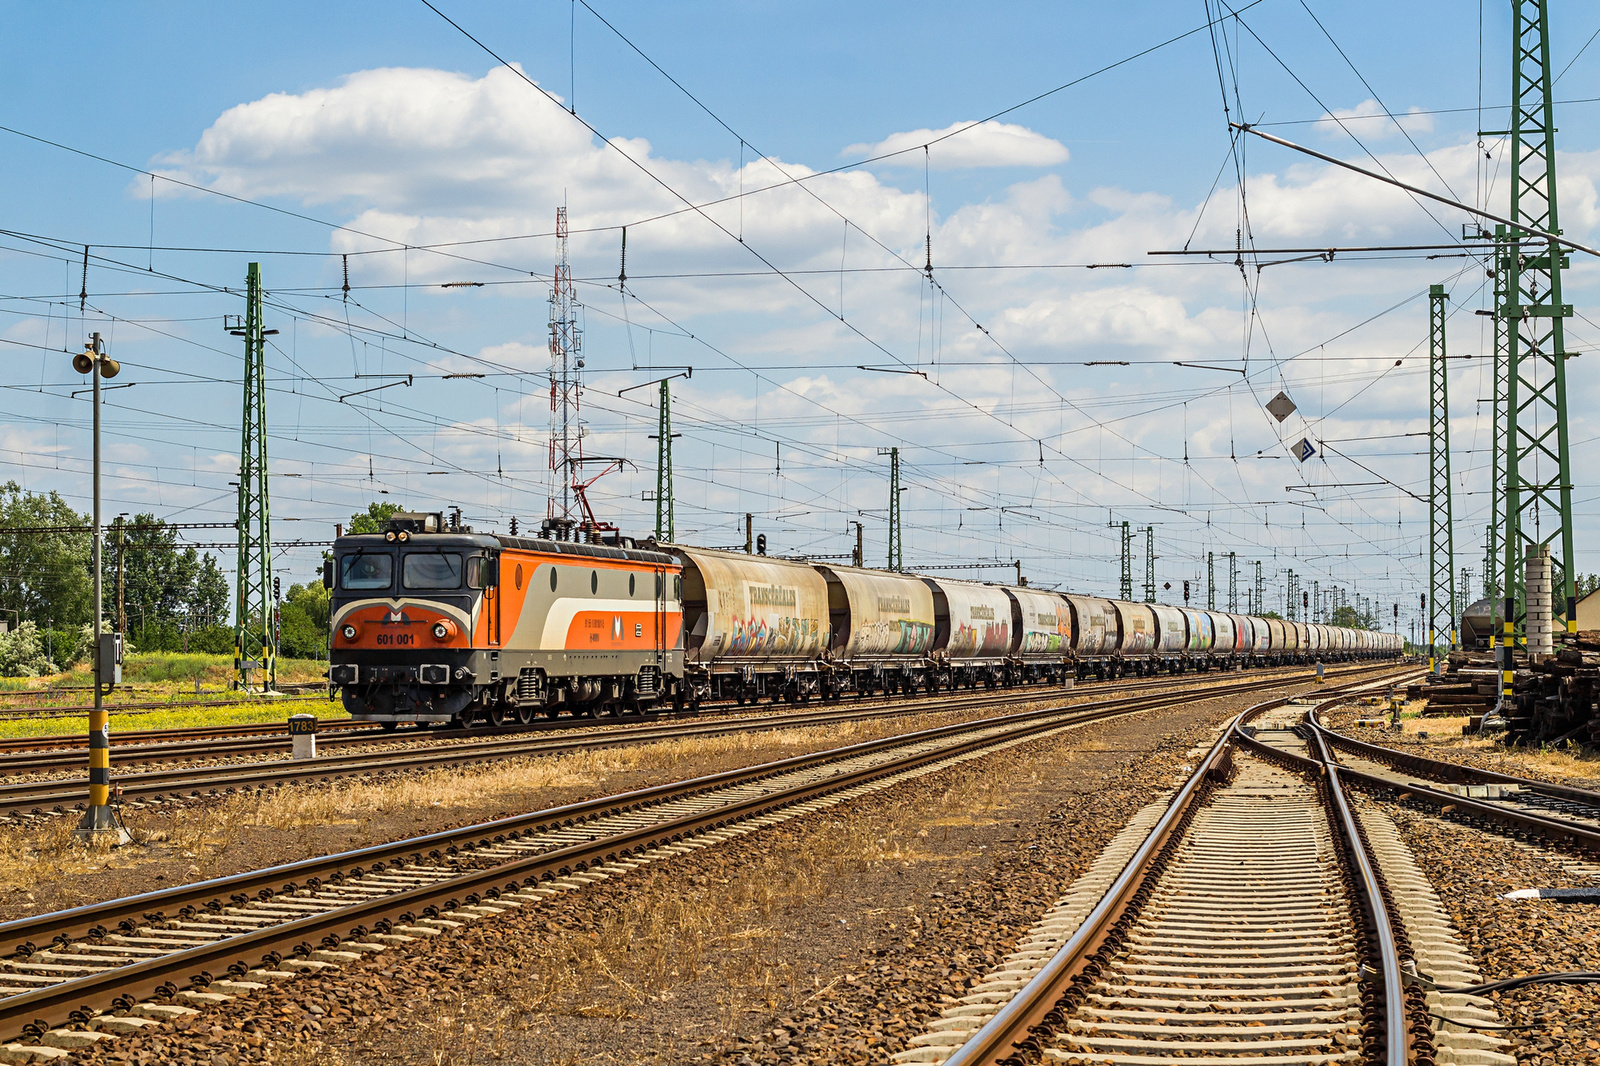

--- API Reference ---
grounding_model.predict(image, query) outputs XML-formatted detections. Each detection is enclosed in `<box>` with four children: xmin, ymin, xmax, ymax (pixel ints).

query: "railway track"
<box><xmin>0</xmin><ymin>691</ymin><xmax>329</xmax><ymax>721</ymax></box>
<box><xmin>1305</xmin><ymin>709</ymin><xmax>1600</xmax><ymax>854</ymax></box>
<box><xmin>0</xmin><ymin>660</ymin><xmax>1397</xmax><ymax>759</ymax></box>
<box><xmin>0</xmin><ymin>663</ymin><xmax>1410</xmax><ymax>821</ymax></box>
<box><xmin>0</xmin><ymin>665</ymin><xmax>1411</xmax><ymax>1048</ymax></box>
<box><xmin>908</xmin><ymin>673</ymin><xmax>1439</xmax><ymax>1066</ymax></box>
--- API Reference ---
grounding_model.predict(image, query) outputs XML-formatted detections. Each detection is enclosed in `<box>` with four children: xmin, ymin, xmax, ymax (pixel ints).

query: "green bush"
<box><xmin>0</xmin><ymin>622</ymin><xmax>58</xmax><ymax>676</ymax></box>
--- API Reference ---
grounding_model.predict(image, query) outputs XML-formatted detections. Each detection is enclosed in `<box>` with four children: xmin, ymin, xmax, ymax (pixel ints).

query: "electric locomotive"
<box><xmin>326</xmin><ymin>511</ymin><xmax>683</xmax><ymax>727</ymax></box>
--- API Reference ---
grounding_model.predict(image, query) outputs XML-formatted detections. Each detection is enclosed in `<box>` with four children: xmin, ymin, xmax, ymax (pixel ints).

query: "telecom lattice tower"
<box><xmin>1228</xmin><ymin>551</ymin><xmax>1238</xmax><ymax>612</ymax></box>
<box><xmin>1254</xmin><ymin>562</ymin><xmax>1264</xmax><ymax>618</ymax></box>
<box><xmin>1143</xmin><ymin>527</ymin><xmax>1156</xmax><ymax>603</ymax></box>
<box><xmin>1118</xmin><ymin>521</ymin><xmax>1133</xmax><ymax>600</ymax></box>
<box><xmin>1287</xmin><ymin>570</ymin><xmax>1299</xmax><ymax>622</ymax></box>
<box><xmin>886</xmin><ymin>446</ymin><xmax>902</xmax><ymax>571</ymax></box>
<box><xmin>1503</xmin><ymin>0</ymin><xmax>1578</xmax><ymax>673</ymax></box>
<box><xmin>548</xmin><ymin>207</ymin><xmax>584</xmax><ymax>527</ymax></box>
<box><xmin>234</xmin><ymin>263</ymin><xmax>274</xmax><ymax>692</ymax></box>
<box><xmin>1428</xmin><ymin>284</ymin><xmax>1457</xmax><ymax>669</ymax></box>
<box><xmin>1207</xmin><ymin>552</ymin><xmax>1215</xmax><ymax>610</ymax></box>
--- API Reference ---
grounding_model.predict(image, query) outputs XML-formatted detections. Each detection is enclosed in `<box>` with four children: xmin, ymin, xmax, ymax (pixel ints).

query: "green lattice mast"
<box><xmin>235</xmin><ymin>263</ymin><xmax>274</xmax><ymax>691</ymax></box>
<box><xmin>655</xmin><ymin>377</ymin><xmax>674</xmax><ymax>541</ymax></box>
<box><xmin>1502</xmin><ymin>0</ymin><xmax>1577</xmax><ymax>693</ymax></box>
<box><xmin>1428</xmin><ymin>284</ymin><xmax>1456</xmax><ymax>671</ymax></box>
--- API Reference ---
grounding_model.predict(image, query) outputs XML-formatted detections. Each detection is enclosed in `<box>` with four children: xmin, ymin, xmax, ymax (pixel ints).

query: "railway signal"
<box><xmin>70</xmin><ymin>333</ymin><xmax>130</xmax><ymax>846</ymax></box>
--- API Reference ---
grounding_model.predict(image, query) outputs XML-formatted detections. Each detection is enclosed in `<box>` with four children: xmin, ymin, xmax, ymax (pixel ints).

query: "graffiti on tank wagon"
<box><xmin>723</xmin><ymin>583</ymin><xmax>825</xmax><ymax>657</ymax></box>
<box><xmin>859</xmin><ymin>617</ymin><xmax>933</xmax><ymax>655</ymax></box>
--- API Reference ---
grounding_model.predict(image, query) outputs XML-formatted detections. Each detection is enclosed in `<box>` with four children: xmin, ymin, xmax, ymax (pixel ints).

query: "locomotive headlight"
<box><xmin>384</xmin><ymin>530</ymin><xmax>397</xmax><ymax>542</ymax></box>
<box><xmin>431</xmin><ymin>620</ymin><xmax>456</xmax><ymax>641</ymax></box>
<box><xmin>341</xmin><ymin>624</ymin><xmax>358</xmax><ymax>641</ymax></box>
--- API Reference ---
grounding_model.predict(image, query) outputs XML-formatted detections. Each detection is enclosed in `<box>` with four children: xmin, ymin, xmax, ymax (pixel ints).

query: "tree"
<box><xmin>1329</xmin><ymin>604</ymin><xmax>1368</xmax><ymax>629</ymax></box>
<box><xmin>1576</xmin><ymin>574</ymin><xmax>1600</xmax><ymax>599</ymax></box>
<box><xmin>348</xmin><ymin>502</ymin><xmax>403</xmax><ymax>535</ymax></box>
<box><xmin>190</xmin><ymin>554</ymin><xmax>229</xmax><ymax>627</ymax></box>
<box><xmin>0</xmin><ymin>622</ymin><xmax>58</xmax><ymax>677</ymax></box>
<box><xmin>103</xmin><ymin>515</ymin><xmax>230</xmax><ymax>634</ymax></box>
<box><xmin>107</xmin><ymin>513</ymin><xmax>199</xmax><ymax>630</ymax></box>
<box><xmin>278</xmin><ymin>582</ymin><xmax>330</xmax><ymax>660</ymax></box>
<box><xmin>0</xmin><ymin>482</ymin><xmax>91</xmax><ymax>628</ymax></box>
<box><xmin>1259</xmin><ymin>610</ymin><xmax>1284</xmax><ymax>620</ymax></box>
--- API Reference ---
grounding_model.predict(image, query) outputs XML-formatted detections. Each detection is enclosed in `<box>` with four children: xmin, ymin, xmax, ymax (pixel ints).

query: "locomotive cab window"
<box><xmin>340</xmin><ymin>552</ymin><xmax>393</xmax><ymax>590</ymax></box>
<box><xmin>403</xmin><ymin>552</ymin><xmax>463</xmax><ymax>590</ymax></box>
<box><xmin>466</xmin><ymin>556</ymin><xmax>490</xmax><ymax>589</ymax></box>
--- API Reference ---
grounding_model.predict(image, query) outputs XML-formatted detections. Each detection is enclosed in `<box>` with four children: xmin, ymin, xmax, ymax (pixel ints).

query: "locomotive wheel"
<box><xmin>515</xmin><ymin>703</ymin><xmax>535</xmax><ymax>726</ymax></box>
<box><xmin>379</xmin><ymin>720</ymin><xmax>399</xmax><ymax>733</ymax></box>
<box><xmin>487</xmin><ymin>704</ymin><xmax>506</xmax><ymax>728</ymax></box>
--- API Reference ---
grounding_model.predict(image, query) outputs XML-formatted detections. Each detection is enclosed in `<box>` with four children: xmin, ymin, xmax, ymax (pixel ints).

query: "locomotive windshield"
<box><xmin>341</xmin><ymin>552</ymin><xmax>393</xmax><ymax>590</ymax></box>
<box><xmin>402</xmin><ymin>551</ymin><xmax>463</xmax><ymax>590</ymax></box>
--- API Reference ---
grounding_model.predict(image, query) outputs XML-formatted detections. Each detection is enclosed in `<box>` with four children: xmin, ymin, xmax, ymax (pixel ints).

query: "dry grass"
<box><xmin>268</xmin><ymin>725</ymin><xmax>1071</xmax><ymax>1065</ymax></box>
<box><xmin>0</xmin><ymin>705</ymin><xmax>1014</xmax><ymax>900</ymax></box>
<box><xmin>1339</xmin><ymin>699</ymin><xmax>1600</xmax><ymax>784</ymax></box>
<box><xmin>404</xmin><ymin>740</ymin><xmax>1059</xmax><ymax>1063</ymax></box>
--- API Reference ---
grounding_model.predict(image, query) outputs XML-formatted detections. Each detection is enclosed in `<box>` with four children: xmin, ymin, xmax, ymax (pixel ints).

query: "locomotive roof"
<box><xmin>333</xmin><ymin>532</ymin><xmax>674</xmax><ymax>566</ymax></box>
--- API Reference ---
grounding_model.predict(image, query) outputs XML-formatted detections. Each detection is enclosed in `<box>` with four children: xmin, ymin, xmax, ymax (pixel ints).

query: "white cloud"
<box><xmin>1313</xmin><ymin>99</ymin><xmax>1434</xmax><ymax>139</ymax></box>
<box><xmin>842</xmin><ymin>120</ymin><xmax>1069</xmax><ymax>169</ymax></box>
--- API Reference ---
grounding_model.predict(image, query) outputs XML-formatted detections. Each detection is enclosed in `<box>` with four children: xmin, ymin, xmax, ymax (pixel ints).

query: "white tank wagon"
<box><xmin>674</xmin><ymin>546</ymin><xmax>833</xmax><ymax>704</ymax></box>
<box><xmin>1147</xmin><ymin>604</ymin><xmax>1189</xmax><ymax>672</ymax></box>
<box><xmin>1005</xmin><ymin>586</ymin><xmax>1075</xmax><ymax>684</ymax></box>
<box><xmin>923</xmin><ymin>577</ymin><xmax>1016</xmax><ymax>690</ymax></box>
<box><xmin>816</xmin><ymin>563</ymin><xmax>938</xmax><ymax>697</ymax></box>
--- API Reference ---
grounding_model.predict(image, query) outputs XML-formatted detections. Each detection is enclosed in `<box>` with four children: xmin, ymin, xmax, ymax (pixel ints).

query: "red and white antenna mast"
<box><xmin>547</xmin><ymin>205</ymin><xmax>584</xmax><ymax>531</ymax></box>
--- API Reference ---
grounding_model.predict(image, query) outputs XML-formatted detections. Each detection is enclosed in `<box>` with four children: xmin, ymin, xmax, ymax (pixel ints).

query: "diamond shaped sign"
<box><xmin>1266</xmin><ymin>391</ymin><xmax>1297</xmax><ymax>422</ymax></box>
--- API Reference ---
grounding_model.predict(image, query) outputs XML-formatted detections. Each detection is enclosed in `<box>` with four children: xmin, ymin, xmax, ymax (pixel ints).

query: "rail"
<box><xmin>941</xmin><ymin>669</ymin><xmax>1419</xmax><ymax>1066</ymax></box>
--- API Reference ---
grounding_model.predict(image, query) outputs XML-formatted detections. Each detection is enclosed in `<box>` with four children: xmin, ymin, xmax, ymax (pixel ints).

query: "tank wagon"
<box><xmin>324</xmin><ymin>511</ymin><xmax>1403</xmax><ymax>727</ymax></box>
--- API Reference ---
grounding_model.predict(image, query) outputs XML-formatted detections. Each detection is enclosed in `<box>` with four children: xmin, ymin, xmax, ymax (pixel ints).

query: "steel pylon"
<box><xmin>235</xmin><ymin>263</ymin><xmax>274</xmax><ymax>692</ymax></box>
<box><xmin>655</xmin><ymin>378</ymin><xmax>674</xmax><ymax>541</ymax></box>
<box><xmin>1143</xmin><ymin>527</ymin><xmax>1156</xmax><ymax>603</ymax></box>
<box><xmin>1428</xmin><ymin>284</ymin><xmax>1456</xmax><ymax>671</ymax></box>
<box><xmin>1118</xmin><ymin>521</ymin><xmax>1132</xmax><ymax>600</ymax></box>
<box><xmin>1502</xmin><ymin>0</ymin><xmax>1577</xmax><ymax>676</ymax></box>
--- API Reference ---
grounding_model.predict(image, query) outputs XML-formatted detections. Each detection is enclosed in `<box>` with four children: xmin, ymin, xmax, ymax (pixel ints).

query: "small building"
<box><xmin>1577</xmin><ymin>588</ymin><xmax>1600</xmax><ymax>633</ymax></box>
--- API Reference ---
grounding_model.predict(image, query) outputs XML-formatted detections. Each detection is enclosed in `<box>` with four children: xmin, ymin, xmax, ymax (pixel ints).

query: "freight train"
<box><xmin>325</xmin><ymin>511</ymin><xmax>1402</xmax><ymax>727</ymax></box>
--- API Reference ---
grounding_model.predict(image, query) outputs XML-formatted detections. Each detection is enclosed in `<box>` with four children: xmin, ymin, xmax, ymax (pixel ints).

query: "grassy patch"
<box><xmin>0</xmin><ymin>696</ymin><xmax>346</xmax><ymax>739</ymax></box>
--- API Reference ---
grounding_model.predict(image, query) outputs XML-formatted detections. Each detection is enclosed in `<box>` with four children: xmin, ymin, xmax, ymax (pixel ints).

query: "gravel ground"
<box><xmin>1384</xmin><ymin>802</ymin><xmax>1600</xmax><ymax>1066</ymax></box>
<box><xmin>54</xmin><ymin>678</ymin><xmax>1315</xmax><ymax>1066</ymax></box>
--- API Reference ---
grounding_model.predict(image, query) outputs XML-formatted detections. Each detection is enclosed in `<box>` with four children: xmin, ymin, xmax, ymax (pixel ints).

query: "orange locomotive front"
<box><xmin>326</xmin><ymin>512</ymin><xmax>685</xmax><ymax>727</ymax></box>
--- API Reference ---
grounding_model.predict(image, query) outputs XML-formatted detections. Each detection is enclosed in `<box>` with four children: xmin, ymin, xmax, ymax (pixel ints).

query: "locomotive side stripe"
<box><xmin>539</xmin><ymin>597</ymin><xmax>684</xmax><ymax>648</ymax></box>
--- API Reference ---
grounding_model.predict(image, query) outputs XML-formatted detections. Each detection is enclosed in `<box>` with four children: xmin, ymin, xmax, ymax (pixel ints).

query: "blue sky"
<box><xmin>3</xmin><ymin>1</ymin><xmax>1599</xmax><ymax>636</ymax></box>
